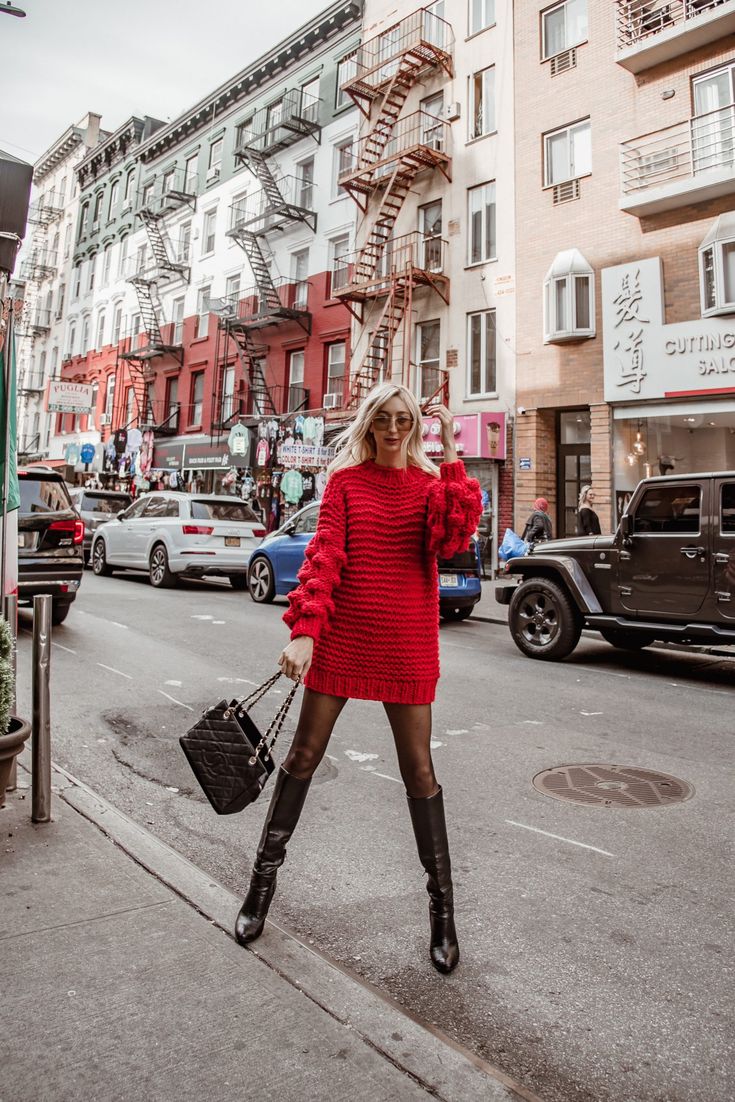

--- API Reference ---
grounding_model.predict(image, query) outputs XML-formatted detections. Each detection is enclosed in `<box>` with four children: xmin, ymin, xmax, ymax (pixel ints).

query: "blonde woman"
<box><xmin>576</xmin><ymin>484</ymin><xmax>601</xmax><ymax>536</ymax></box>
<box><xmin>235</xmin><ymin>383</ymin><xmax>482</xmax><ymax>974</ymax></box>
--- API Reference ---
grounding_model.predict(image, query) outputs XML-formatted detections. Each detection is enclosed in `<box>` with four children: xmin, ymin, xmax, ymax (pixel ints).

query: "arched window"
<box><xmin>81</xmin><ymin>314</ymin><xmax>91</xmax><ymax>354</ymax></box>
<box><xmin>543</xmin><ymin>248</ymin><xmax>595</xmax><ymax>343</ymax></box>
<box><xmin>67</xmin><ymin>323</ymin><xmax>77</xmax><ymax>359</ymax></box>
<box><xmin>96</xmin><ymin>311</ymin><xmax>106</xmax><ymax>350</ymax></box>
<box><xmin>78</xmin><ymin>201</ymin><xmax>89</xmax><ymax>241</ymax></box>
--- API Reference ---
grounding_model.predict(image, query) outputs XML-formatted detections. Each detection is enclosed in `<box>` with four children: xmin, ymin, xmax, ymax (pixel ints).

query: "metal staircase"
<box><xmin>334</xmin><ymin>6</ymin><xmax>454</xmax><ymax>405</ymax></box>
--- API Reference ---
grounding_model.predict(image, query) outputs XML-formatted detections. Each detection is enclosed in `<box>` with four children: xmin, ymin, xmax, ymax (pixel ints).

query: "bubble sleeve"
<box><xmin>282</xmin><ymin>474</ymin><xmax>348</xmax><ymax>643</ymax></box>
<box><xmin>427</xmin><ymin>460</ymin><xmax>483</xmax><ymax>559</ymax></box>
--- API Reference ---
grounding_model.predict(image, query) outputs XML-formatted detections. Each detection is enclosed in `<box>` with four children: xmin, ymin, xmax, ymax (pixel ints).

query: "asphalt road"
<box><xmin>15</xmin><ymin>571</ymin><xmax>735</xmax><ymax>1102</ymax></box>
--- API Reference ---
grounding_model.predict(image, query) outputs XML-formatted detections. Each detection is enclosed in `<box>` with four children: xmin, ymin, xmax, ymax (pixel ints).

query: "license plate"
<box><xmin>440</xmin><ymin>573</ymin><xmax>459</xmax><ymax>587</ymax></box>
<box><xmin>225</xmin><ymin>537</ymin><xmax>240</xmax><ymax>547</ymax></box>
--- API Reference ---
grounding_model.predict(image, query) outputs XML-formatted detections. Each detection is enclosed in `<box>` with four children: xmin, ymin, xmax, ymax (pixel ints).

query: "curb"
<box><xmin>50</xmin><ymin>762</ymin><xmax>543</xmax><ymax>1102</ymax></box>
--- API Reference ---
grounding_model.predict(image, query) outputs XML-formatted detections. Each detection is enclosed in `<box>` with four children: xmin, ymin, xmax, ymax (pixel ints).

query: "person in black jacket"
<box><xmin>576</xmin><ymin>485</ymin><xmax>601</xmax><ymax>536</ymax></box>
<box><xmin>522</xmin><ymin>497</ymin><xmax>552</xmax><ymax>543</ymax></box>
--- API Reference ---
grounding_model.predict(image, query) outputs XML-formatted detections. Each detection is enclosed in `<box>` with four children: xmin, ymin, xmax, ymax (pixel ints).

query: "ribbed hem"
<box><xmin>304</xmin><ymin>668</ymin><xmax>437</xmax><ymax>705</ymax></box>
<box><xmin>288</xmin><ymin>617</ymin><xmax>322</xmax><ymax>643</ymax></box>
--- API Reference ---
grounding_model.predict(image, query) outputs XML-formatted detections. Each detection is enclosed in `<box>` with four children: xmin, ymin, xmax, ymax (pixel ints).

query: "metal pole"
<box><xmin>31</xmin><ymin>594</ymin><xmax>51</xmax><ymax>823</ymax></box>
<box><xmin>3</xmin><ymin>592</ymin><xmax>18</xmax><ymax>790</ymax></box>
<box><xmin>0</xmin><ymin>286</ymin><xmax>14</xmax><ymax>603</ymax></box>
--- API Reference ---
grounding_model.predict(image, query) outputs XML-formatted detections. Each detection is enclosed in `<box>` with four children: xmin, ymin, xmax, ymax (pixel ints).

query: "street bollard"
<box><xmin>3</xmin><ymin>594</ymin><xmax>18</xmax><ymax>791</ymax></box>
<box><xmin>31</xmin><ymin>595</ymin><xmax>52</xmax><ymax>823</ymax></box>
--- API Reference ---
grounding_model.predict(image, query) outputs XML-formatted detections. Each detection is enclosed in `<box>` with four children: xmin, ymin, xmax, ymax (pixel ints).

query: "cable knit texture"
<box><xmin>283</xmin><ymin>459</ymin><xmax>482</xmax><ymax>704</ymax></box>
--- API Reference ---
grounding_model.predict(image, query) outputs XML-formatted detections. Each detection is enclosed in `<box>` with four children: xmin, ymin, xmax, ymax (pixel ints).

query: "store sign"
<box><xmin>422</xmin><ymin>413</ymin><xmax>506</xmax><ymax>460</ymax></box>
<box><xmin>279</xmin><ymin>443</ymin><xmax>336</xmax><ymax>469</ymax></box>
<box><xmin>47</xmin><ymin>381</ymin><xmax>95</xmax><ymax>415</ymax></box>
<box><xmin>151</xmin><ymin>436</ymin><xmax>254</xmax><ymax>472</ymax></box>
<box><xmin>602</xmin><ymin>257</ymin><xmax>735</xmax><ymax>403</ymax></box>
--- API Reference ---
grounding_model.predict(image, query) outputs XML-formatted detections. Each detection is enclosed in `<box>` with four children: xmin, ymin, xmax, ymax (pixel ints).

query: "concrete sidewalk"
<box><xmin>1</xmin><ymin>763</ymin><xmax>537</xmax><ymax>1102</ymax></box>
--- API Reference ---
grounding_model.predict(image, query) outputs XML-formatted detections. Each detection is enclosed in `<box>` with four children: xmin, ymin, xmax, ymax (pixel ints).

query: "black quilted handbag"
<box><xmin>179</xmin><ymin>672</ymin><xmax>300</xmax><ymax>815</ymax></box>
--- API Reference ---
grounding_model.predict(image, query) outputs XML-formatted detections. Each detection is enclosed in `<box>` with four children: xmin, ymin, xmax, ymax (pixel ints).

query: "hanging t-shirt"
<box><xmin>315</xmin><ymin>470</ymin><xmax>328</xmax><ymax>499</ymax></box>
<box><xmin>300</xmin><ymin>472</ymin><xmax>316</xmax><ymax>503</ymax></box>
<box><xmin>256</xmin><ymin>439</ymin><xmax>270</xmax><ymax>467</ymax></box>
<box><xmin>280</xmin><ymin>469</ymin><xmax>304</xmax><ymax>505</ymax></box>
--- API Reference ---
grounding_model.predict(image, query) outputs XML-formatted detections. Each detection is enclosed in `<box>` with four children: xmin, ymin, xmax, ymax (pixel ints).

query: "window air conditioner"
<box><xmin>99</xmin><ymin>413</ymin><xmax>111</xmax><ymax>425</ymax></box>
<box><xmin>323</xmin><ymin>393</ymin><xmax>340</xmax><ymax>410</ymax></box>
<box><xmin>445</xmin><ymin>103</ymin><xmax>461</xmax><ymax>121</ymax></box>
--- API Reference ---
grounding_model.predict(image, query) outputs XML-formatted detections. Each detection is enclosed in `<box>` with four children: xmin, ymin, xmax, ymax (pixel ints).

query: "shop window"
<box><xmin>721</xmin><ymin>483</ymin><xmax>735</xmax><ymax>534</ymax></box>
<box><xmin>543</xmin><ymin>249</ymin><xmax>595</xmax><ymax>342</ymax></box>
<box><xmin>633</xmin><ymin>485</ymin><xmax>701</xmax><ymax>535</ymax></box>
<box><xmin>544</xmin><ymin>119</ymin><xmax>591</xmax><ymax>187</ymax></box>
<box><xmin>699</xmin><ymin>214</ymin><xmax>735</xmax><ymax>317</ymax></box>
<box><xmin>467</xmin><ymin>310</ymin><xmax>496</xmax><ymax>396</ymax></box>
<box><xmin>541</xmin><ymin>0</ymin><xmax>587</xmax><ymax>60</ymax></box>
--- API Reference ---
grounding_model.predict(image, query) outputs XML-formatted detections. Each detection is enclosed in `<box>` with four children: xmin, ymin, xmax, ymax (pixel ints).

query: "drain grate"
<box><xmin>532</xmin><ymin>764</ymin><xmax>694</xmax><ymax>809</ymax></box>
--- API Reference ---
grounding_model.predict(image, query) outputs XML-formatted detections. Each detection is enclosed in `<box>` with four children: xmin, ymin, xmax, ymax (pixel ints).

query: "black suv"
<box><xmin>497</xmin><ymin>471</ymin><xmax>735</xmax><ymax>660</ymax></box>
<box><xmin>69</xmin><ymin>487</ymin><xmax>132</xmax><ymax>563</ymax></box>
<box><xmin>18</xmin><ymin>468</ymin><xmax>84</xmax><ymax>624</ymax></box>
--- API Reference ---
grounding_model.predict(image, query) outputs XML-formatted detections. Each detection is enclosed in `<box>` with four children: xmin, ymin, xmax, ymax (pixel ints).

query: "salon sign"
<box><xmin>422</xmin><ymin>413</ymin><xmax>506</xmax><ymax>460</ymax></box>
<box><xmin>602</xmin><ymin>257</ymin><xmax>735</xmax><ymax>403</ymax></box>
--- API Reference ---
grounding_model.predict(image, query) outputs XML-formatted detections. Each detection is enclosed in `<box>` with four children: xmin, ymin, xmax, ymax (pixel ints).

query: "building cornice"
<box><xmin>137</xmin><ymin>0</ymin><xmax>362</xmax><ymax>163</ymax></box>
<box><xmin>33</xmin><ymin>126</ymin><xmax>86</xmax><ymax>184</ymax></box>
<box><xmin>76</xmin><ymin>116</ymin><xmax>165</xmax><ymax>190</ymax></box>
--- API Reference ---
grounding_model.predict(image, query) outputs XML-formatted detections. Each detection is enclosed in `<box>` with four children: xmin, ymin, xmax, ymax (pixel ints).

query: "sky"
<box><xmin>0</xmin><ymin>0</ymin><xmax>332</xmax><ymax>164</ymax></box>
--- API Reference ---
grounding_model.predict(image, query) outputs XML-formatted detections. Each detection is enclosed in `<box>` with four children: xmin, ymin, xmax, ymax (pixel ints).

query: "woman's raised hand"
<box><xmin>278</xmin><ymin>636</ymin><xmax>314</xmax><ymax>682</ymax></box>
<box><xmin>424</xmin><ymin>403</ymin><xmax>457</xmax><ymax>461</ymax></box>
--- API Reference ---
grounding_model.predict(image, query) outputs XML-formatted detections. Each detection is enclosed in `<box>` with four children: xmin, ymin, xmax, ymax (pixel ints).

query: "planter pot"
<box><xmin>0</xmin><ymin>716</ymin><xmax>31</xmax><ymax>808</ymax></box>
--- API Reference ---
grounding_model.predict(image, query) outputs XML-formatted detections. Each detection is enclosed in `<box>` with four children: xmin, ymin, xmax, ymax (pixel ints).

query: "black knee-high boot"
<box><xmin>235</xmin><ymin>767</ymin><xmax>311</xmax><ymax>945</ymax></box>
<box><xmin>407</xmin><ymin>787</ymin><xmax>460</xmax><ymax>974</ymax></box>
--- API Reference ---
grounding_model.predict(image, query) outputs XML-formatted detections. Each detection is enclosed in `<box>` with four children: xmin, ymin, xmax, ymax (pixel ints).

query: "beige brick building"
<box><xmin>514</xmin><ymin>0</ymin><xmax>735</xmax><ymax>536</ymax></box>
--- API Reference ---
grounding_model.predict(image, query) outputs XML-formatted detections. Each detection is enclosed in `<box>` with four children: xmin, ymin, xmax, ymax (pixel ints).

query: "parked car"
<box><xmin>246</xmin><ymin>501</ymin><xmax>483</xmax><ymax>620</ymax></box>
<box><xmin>18</xmin><ymin>467</ymin><xmax>84</xmax><ymax>624</ymax></box>
<box><xmin>90</xmin><ymin>491</ymin><xmax>265</xmax><ymax>588</ymax></box>
<box><xmin>69</xmin><ymin>487</ymin><xmax>133</xmax><ymax>563</ymax></box>
<box><xmin>496</xmin><ymin>471</ymin><xmax>735</xmax><ymax>660</ymax></box>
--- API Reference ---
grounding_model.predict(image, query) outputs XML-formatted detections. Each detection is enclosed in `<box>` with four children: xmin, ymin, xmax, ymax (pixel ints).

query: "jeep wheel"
<box><xmin>599</xmin><ymin>627</ymin><xmax>656</xmax><ymax>651</ymax></box>
<box><xmin>509</xmin><ymin>577</ymin><xmax>582</xmax><ymax>660</ymax></box>
<box><xmin>441</xmin><ymin>606</ymin><xmax>473</xmax><ymax>622</ymax></box>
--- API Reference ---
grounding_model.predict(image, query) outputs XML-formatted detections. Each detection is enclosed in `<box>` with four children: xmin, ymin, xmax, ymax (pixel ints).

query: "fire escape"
<box><xmin>335</xmin><ymin>7</ymin><xmax>453</xmax><ymax>409</ymax></box>
<box><xmin>216</xmin><ymin>88</ymin><xmax>320</xmax><ymax>429</ymax></box>
<box><xmin>120</xmin><ymin>168</ymin><xmax>195</xmax><ymax>430</ymax></box>
<box><xmin>19</xmin><ymin>191</ymin><xmax>63</xmax><ymax>339</ymax></box>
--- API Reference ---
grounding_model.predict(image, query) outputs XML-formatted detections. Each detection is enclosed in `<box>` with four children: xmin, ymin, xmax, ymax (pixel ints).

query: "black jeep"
<box><xmin>497</xmin><ymin>471</ymin><xmax>735</xmax><ymax>660</ymax></box>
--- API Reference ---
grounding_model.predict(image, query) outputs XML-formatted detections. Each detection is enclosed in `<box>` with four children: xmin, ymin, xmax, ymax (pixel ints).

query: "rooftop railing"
<box><xmin>616</xmin><ymin>0</ymin><xmax>732</xmax><ymax>48</ymax></box>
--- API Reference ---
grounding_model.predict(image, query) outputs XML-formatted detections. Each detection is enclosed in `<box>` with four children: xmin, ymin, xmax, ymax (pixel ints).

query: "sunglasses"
<box><xmin>372</xmin><ymin>413</ymin><xmax>414</xmax><ymax>432</ymax></box>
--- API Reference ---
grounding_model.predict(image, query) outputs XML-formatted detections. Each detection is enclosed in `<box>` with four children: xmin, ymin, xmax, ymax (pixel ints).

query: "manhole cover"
<box><xmin>532</xmin><ymin>764</ymin><xmax>694</xmax><ymax>809</ymax></box>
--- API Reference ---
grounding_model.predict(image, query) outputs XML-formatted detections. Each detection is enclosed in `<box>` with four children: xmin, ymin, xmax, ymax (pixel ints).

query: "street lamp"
<box><xmin>0</xmin><ymin>3</ymin><xmax>26</xmax><ymax>15</ymax></box>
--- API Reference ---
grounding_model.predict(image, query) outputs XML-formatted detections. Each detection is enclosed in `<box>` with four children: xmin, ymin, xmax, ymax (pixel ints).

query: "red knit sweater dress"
<box><xmin>283</xmin><ymin>459</ymin><xmax>482</xmax><ymax>705</ymax></box>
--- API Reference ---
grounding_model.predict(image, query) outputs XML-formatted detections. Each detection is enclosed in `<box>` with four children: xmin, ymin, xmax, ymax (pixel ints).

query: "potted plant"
<box><xmin>0</xmin><ymin>616</ymin><xmax>30</xmax><ymax>808</ymax></box>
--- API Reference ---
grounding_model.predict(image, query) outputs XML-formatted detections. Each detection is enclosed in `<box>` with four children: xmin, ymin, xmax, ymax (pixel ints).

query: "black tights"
<box><xmin>282</xmin><ymin>688</ymin><xmax>439</xmax><ymax>799</ymax></box>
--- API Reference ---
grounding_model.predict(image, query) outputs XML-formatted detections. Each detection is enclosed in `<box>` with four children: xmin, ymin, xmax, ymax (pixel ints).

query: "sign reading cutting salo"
<box><xmin>602</xmin><ymin>257</ymin><xmax>735</xmax><ymax>403</ymax></box>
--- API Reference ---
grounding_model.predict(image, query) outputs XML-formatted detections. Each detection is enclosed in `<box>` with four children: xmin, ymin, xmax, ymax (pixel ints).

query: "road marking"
<box><xmin>97</xmin><ymin>663</ymin><xmax>132</xmax><ymax>680</ymax></box>
<box><xmin>191</xmin><ymin>614</ymin><xmax>214</xmax><ymax>621</ymax></box>
<box><xmin>580</xmin><ymin>711</ymin><xmax>603</xmax><ymax>716</ymax></box>
<box><xmin>212</xmin><ymin>620</ymin><xmax>226</xmax><ymax>625</ymax></box>
<box><xmin>505</xmin><ymin>819</ymin><xmax>616</xmax><ymax>858</ymax></box>
<box><xmin>165</xmin><ymin>680</ymin><xmax>183</xmax><ymax>687</ymax></box>
<box><xmin>51</xmin><ymin>641</ymin><xmax>76</xmax><ymax>654</ymax></box>
<box><xmin>110</xmin><ymin>621</ymin><xmax>128</xmax><ymax>629</ymax></box>
<box><xmin>373</xmin><ymin>771</ymin><xmax>402</xmax><ymax>784</ymax></box>
<box><xmin>430</xmin><ymin>739</ymin><xmax>444</xmax><ymax>748</ymax></box>
<box><xmin>345</xmin><ymin>750</ymin><xmax>378</xmax><ymax>763</ymax></box>
<box><xmin>158</xmin><ymin>689</ymin><xmax>194</xmax><ymax>712</ymax></box>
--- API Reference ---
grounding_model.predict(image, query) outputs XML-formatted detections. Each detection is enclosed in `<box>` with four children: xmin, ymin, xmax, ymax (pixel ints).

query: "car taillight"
<box><xmin>182</xmin><ymin>524</ymin><xmax>214</xmax><ymax>536</ymax></box>
<box><xmin>74</xmin><ymin>519</ymin><xmax>85</xmax><ymax>544</ymax></box>
<box><xmin>253</xmin><ymin>527</ymin><xmax>266</xmax><ymax>537</ymax></box>
<box><xmin>49</xmin><ymin>518</ymin><xmax>85</xmax><ymax>544</ymax></box>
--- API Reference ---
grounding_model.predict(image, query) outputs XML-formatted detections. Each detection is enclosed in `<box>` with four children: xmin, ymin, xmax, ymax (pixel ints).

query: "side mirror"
<box><xmin>283</xmin><ymin>522</ymin><xmax>296</xmax><ymax>537</ymax></box>
<box><xmin>620</xmin><ymin>513</ymin><xmax>633</xmax><ymax>546</ymax></box>
<box><xmin>117</xmin><ymin>510</ymin><xmax>126</xmax><ymax>521</ymax></box>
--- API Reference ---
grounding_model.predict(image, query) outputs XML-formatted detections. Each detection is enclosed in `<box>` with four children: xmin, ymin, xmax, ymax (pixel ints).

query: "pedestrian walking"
<box><xmin>576</xmin><ymin>485</ymin><xmax>601</xmax><ymax>536</ymax></box>
<box><xmin>235</xmin><ymin>382</ymin><xmax>482</xmax><ymax>974</ymax></box>
<box><xmin>521</xmin><ymin>497</ymin><xmax>552</xmax><ymax>543</ymax></box>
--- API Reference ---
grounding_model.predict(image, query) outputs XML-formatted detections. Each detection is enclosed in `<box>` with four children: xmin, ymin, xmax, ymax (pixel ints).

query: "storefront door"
<box><xmin>558</xmin><ymin>410</ymin><xmax>591</xmax><ymax>538</ymax></box>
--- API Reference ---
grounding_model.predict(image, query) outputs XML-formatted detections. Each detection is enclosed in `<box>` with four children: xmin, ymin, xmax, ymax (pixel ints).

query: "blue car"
<box><xmin>246</xmin><ymin>501</ymin><xmax>482</xmax><ymax>621</ymax></box>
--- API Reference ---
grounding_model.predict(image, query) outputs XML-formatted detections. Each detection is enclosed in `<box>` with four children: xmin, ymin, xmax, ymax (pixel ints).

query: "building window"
<box><xmin>78</xmin><ymin>201</ymin><xmax>89</xmax><ymax>241</ymax></box>
<box><xmin>297</xmin><ymin>157</ymin><xmax>314</xmax><ymax>210</ymax></box>
<box><xmin>81</xmin><ymin>315</ymin><xmax>91</xmax><ymax>353</ymax></box>
<box><xmin>469</xmin><ymin>66</ymin><xmax>495</xmax><ymax>139</ymax></box>
<box><xmin>125</xmin><ymin>386</ymin><xmax>136</xmax><ymax>425</ymax></box>
<box><xmin>336</xmin><ymin>51</ymin><xmax>357</xmax><ymax>108</ymax></box>
<box><xmin>190</xmin><ymin>372</ymin><xmax>204</xmax><ymax>426</ymax></box>
<box><xmin>234</xmin><ymin>118</ymin><xmax>253</xmax><ymax>153</ymax></box>
<box><xmin>330</xmin><ymin>234</ymin><xmax>350</xmax><ymax>293</ymax></box>
<box><xmin>96</xmin><ymin>311</ymin><xmax>106</xmax><ymax>350</ymax></box>
<box><xmin>221</xmin><ymin>367</ymin><xmax>235</xmax><ymax>423</ymax></box>
<box><xmin>131</xmin><ymin>312</ymin><xmax>142</xmax><ymax>337</ymax></box>
<box><xmin>334</xmin><ymin>139</ymin><xmax>353</xmax><ymax>197</ymax></box>
<box><xmin>184</xmin><ymin>153</ymin><xmax>198</xmax><ymax>192</ymax></box>
<box><xmin>699</xmin><ymin>214</ymin><xmax>735</xmax><ymax>317</ymax></box>
<box><xmin>123</xmin><ymin>170</ymin><xmax>135</xmax><ymax>206</ymax></box>
<box><xmin>301</xmin><ymin>76</ymin><xmax>320</xmax><ymax>123</ymax></box>
<box><xmin>544</xmin><ymin>119</ymin><xmax>591</xmax><ymax>186</ymax></box>
<box><xmin>55</xmin><ymin>283</ymin><xmax>65</xmax><ymax>319</ymax></box>
<box><xmin>326</xmin><ymin>342</ymin><xmax>346</xmax><ymax>399</ymax></box>
<box><xmin>178</xmin><ymin>220</ymin><xmax>192</xmax><ymax>264</ymax></box>
<box><xmin>202</xmin><ymin>209</ymin><xmax>216</xmax><ymax>255</ymax></box>
<box><xmin>543</xmin><ymin>249</ymin><xmax>595</xmax><ymax>341</ymax></box>
<box><xmin>63</xmin><ymin>221</ymin><xmax>72</xmax><ymax>259</ymax></box>
<box><xmin>467</xmin><ymin>310</ymin><xmax>496</xmax><ymax>396</ymax></box>
<box><xmin>468</xmin><ymin>182</ymin><xmax>496</xmax><ymax>264</ymax></box>
<box><xmin>92</xmin><ymin>191</ymin><xmax>104</xmax><ymax>227</ymax></box>
<box><xmin>196</xmin><ymin>286</ymin><xmax>211</xmax><ymax>338</ymax></box>
<box><xmin>469</xmin><ymin>0</ymin><xmax>494</xmax><ymax>34</ymax></box>
<box><xmin>419</xmin><ymin>200</ymin><xmax>443</xmax><ymax>271</ymax></box>
<box><xmin>117</xmin><ymin>235</ymin><xmax>129</xmax><ymax>279</ymax></box>
<box><xmin>542</xmin><ymin>0</ymin><xmax>587</xmax><ymax>60</ymax></box>
<box><xmin>289</xmin><ymin>350</ymin><xmax>305</xmax><ymax>387</ymax></box>
<box><xmin>172</xmin><ymin>297</ymin><xmax>186</xmax><ymax>343</ymax></box>
<box><xmin>162</xmin><ymin>167</ymin><xmax>176</xmax><ymax>194</ymax></box>
<box><xmin>108</xmin><ymin>180</ymin><xmax>119</xmax><ymax>217</ymax></box>
<box><xmin>292</xmin><ymin>248</ymin><xmax>309</xmax><ymax>308</ymax></box>
<box><xmin>208</xmin><ymin>138</ymin><xmax>223</xmax><ymax>172</ymax></box>
<box><xmin>72</xmin><ymin>262</ymin><xmax>81</xmax><ymax>300</ymax></box>
<box><xmin>166</xmin><ymin>377</ymin><xmax>179</xmax><ymax>424</ymax></box>
<box><xmin>224</xmin><ymin>272</ymin><xmax>241</xmax><ymax>305</ymax></box>
<box><xmin>112</xmin><ymin>303</ymin><xmax>123</xmax><ymax>345</ymax></box>
<box><xmin>105</xmin><ymin>374</ymin><xmax>116</xmax><ymax>418</ymax></box>
<box><xmin>102</xmin><ymin>244</ymin><xmax>112</xmax><ymax>286</ymax></box>
<box><xmin>416</xmin><ymin>320</ymin><xmax>441</xmax><ymax>401</ymax></box>
<box><xmin>67</xmin><ymin>323</ymin><xmax>76</xmax><ymax>358</ymax></box>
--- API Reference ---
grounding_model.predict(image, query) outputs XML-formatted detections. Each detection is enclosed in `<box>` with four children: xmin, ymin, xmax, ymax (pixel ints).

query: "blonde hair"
<box><xmin>578</xmin><ymin>484</ymin><xmax>594</xmax><ymax>509</ymax></box>
<box><xmin>327</xmin><ymin>382</ymin><xmax>439</xmax><ymax>478</ymax></box>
